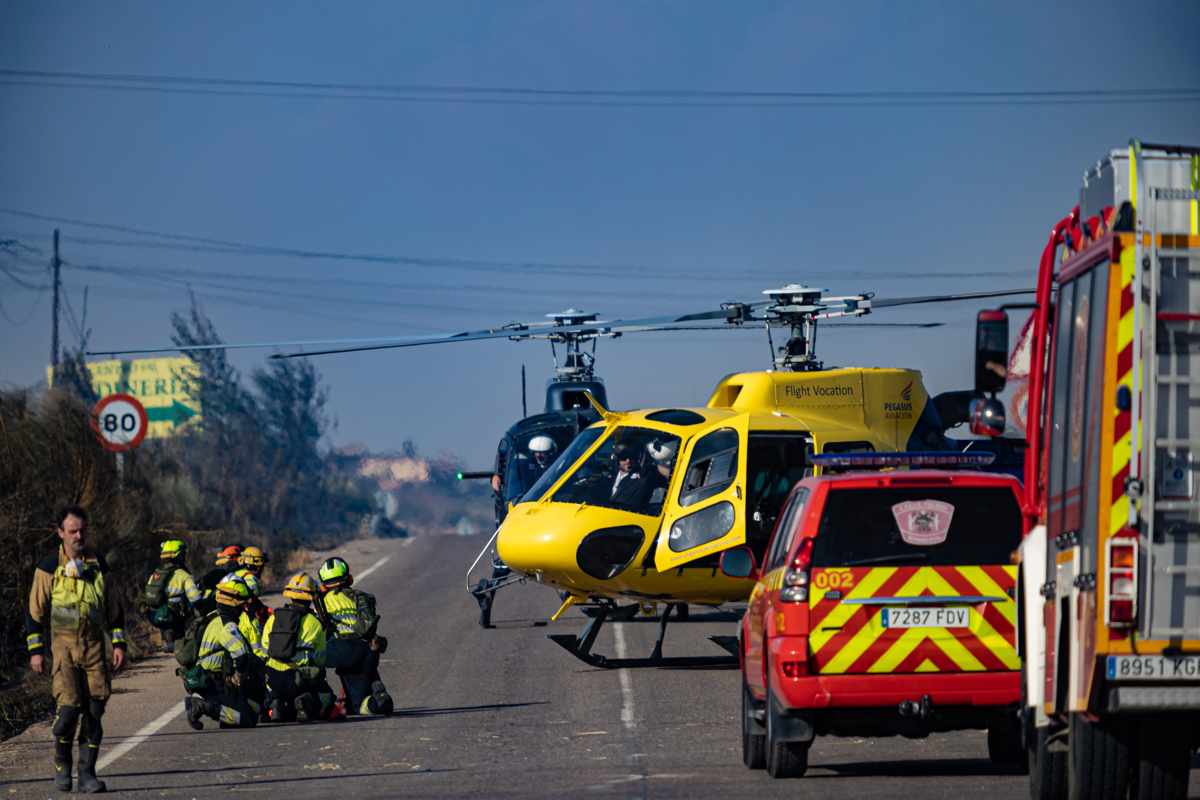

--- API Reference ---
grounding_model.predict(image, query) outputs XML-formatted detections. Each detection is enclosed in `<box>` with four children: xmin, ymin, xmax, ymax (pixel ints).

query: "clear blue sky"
<box><xmin>2</xmin><ymin>1</ymin><xmax>1198</xmax><ymax>467</ymax></box>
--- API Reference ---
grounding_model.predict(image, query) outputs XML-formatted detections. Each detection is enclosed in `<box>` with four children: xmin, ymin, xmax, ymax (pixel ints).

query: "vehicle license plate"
<box><xmin>881</xmin><ymin>607</ymin><xmax>969</xmax><ymax>629</ymax></box>
<box><xmin>1106</xmin><ymin>655</ymin><xmax>1200</xmax><ymax>681</ymax></box>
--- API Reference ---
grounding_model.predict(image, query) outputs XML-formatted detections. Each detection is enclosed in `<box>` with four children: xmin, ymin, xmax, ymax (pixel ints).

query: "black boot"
<box><xmin>369</xmin><ymin>681</ymin><xmax>394</xmax><ymax>716</ymax></box>
<box><xmin>184</xmin><ymin>695</ymin><xmax>205</xmax><ymax>730</ymax></box>
<box><xmin>76</xmin><ymin>743</ymin><xmax>106</xmax><ymax>793</ymax></box>
<box><xmin>53</xmin><ymin>739</ymin><xmax>73</xmax><ymax>792</ymax></box>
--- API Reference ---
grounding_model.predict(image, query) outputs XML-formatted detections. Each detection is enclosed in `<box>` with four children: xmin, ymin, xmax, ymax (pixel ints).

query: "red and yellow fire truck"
<box><xmin>971</xmin><ymin>141</ymin><xmax>1200</xmax><ymax>799</ymax></box>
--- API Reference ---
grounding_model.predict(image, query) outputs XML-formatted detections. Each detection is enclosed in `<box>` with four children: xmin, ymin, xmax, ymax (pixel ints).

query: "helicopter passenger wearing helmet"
<box><xmin>504</xmin><ymin>434</ymin><xmax>558</xmax><ymax>504</ymax></box>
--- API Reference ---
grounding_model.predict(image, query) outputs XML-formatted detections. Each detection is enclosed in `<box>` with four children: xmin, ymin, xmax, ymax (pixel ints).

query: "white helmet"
<box><xmin>647</xmin><ymin>439</ymin><xmax>678</xmax><ymax>464</ymax></box>
<box><xmin>529</xmin><ymin>435</ymin><xmax>556</xmax><ymax>454</ymax></box>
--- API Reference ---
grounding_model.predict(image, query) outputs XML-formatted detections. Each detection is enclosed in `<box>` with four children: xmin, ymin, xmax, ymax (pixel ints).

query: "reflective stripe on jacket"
<box><xmin>166</xmin><ymin>568</ymin><xmax>202</xmax><ymax>608</ymax></box>
<box><xmin>197</xmin><ymin>615</ymin><xmax>250</xmax><ymax>673</ymax></box>
<box><xmin>26</xmin><ymin>547</ymin><xmax>125</xmax><ymax>653</ymax></box>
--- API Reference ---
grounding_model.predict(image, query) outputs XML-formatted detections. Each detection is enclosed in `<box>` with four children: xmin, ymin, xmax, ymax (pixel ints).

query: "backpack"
<box><xmin>175</xmin><ymin>610</ymin><xmax>217</xmax><ymax>669</ymax></box>
<box><xmin>144</xmin><ymin>566</ymin><xmax>175</xmax><ymax>610</ymax></box>
<box><xmin>350</xmin><ymin>590</ymin><xmax>380</xmax><ymax>638</ymax></box>
<box><xmin>267</xmin><ymin>606</ymin><xmax>305</xmax><ymax>662</ymax></box>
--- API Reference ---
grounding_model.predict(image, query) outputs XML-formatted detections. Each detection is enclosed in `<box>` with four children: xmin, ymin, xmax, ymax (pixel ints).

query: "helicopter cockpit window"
<box><xmin>504</xmin><ymin>427</ymin><xmax>578</xmax><ymax>504</ymax></box>
<box><xmin>678</xmin><ymin>428</ymin><xmax>739</xmax><ymax>508</ymax></box>
<box><xmin>551</xmin><ymin>426</ymin><xmax>682</xmax><ymax>517</ymax></box>
<box><xmin>522</xmin><ymin>427</ymin><xmax>603</xmax><ymax>504</ymax></box>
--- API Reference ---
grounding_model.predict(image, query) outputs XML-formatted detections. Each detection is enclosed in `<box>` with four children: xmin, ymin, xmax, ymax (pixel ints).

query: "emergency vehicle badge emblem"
<box><xmin>891</xmin><ymin>500</ymin><xmax>954</xmax><ymax>546</ymax></box>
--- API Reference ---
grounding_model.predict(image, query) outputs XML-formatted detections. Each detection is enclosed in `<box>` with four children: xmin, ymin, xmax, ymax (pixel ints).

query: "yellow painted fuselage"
<box><xmin>496</xmin><ymin>367</ymin><xmax>934</xmax><ymax>605</ymax></box>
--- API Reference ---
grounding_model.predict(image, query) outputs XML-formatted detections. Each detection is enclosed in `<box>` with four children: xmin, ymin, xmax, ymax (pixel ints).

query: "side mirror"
<box><xmin>969</xmin><ymin>396</ymin><xmax>1007</xmax><ymax>437</ymax></box>
<box><xmin>975</xmin><ymin>309</ymin><xmax>1009</xmax><ymax>395</ymax></box>
<box><xmin>719</xmin><ymin>546</ymin><xmax>757</xmax><ymax>579</ymax></box>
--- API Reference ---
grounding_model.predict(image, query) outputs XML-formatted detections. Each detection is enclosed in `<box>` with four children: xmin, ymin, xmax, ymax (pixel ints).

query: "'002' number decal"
<box><xmin>812</xmin><ymin>570</ymin><xmax>855</xmax><ymax>591</ymax></box>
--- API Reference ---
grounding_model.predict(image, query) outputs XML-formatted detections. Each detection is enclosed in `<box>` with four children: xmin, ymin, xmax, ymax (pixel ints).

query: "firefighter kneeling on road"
<box><xmin>317</xmin><ymin>558</ymin><xmax>394</xmax><ymax>716</ymax></box>
<box><xmin>180</xmin><ymin>573</ymin><xmax>261</xmax><ymax>730</ymax></box>
<box><xmin>144</xmin><ymin>539</ymin><xmax>202</xmax><ymax>653</ymax></box>
<box><xmin>26</xmin><ymin>505</ymin><xmax>126</xmax><ymax>794</ymax></box>
<box><xmin>262</xmin><ymin>573</ymin><xmax>339</xmax><ymax>722</ymax></box>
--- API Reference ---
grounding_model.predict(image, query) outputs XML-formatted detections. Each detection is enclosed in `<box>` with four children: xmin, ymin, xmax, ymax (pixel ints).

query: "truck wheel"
<box><xmin>1135</xmin><ymin>718</ymin><xmax>1190</xmax><ymax>800</ymax></box>
<box><xmin>741</xmin><ymin>682</ymin><xmax>765</xmax><ymax>770</ymax></box>
<box><xmin>987</xmin><ymin>714</ymin><xmax>1027</xmax><ymax>773</ymax></box>
<box><xmin>1068</xmin><ymin>712</ymin><xmax>1131</xmax><ymax>800</ymax></box>
<box><xmin>1029</xmin><ymin>724</ymin><xmax>1067</xmax><ymax>800</ymax></box>
<box><xmin>765</xmin><ymin>688</ymin><xmax>809</xmax><ymax>779</ymax></box>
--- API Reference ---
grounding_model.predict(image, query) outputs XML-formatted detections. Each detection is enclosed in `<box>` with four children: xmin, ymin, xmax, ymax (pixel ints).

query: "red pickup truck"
<box><xmin>735</xmin><ymin>467</ymin><xmax>1025</xmax><ymax>778</ymax></box>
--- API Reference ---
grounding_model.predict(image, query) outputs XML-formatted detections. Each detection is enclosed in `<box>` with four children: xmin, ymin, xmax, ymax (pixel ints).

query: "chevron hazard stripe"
<box><xmin>807</xmin><ymin>566</ymin><xmax>1019</xmax><ymax>674</ymax></box>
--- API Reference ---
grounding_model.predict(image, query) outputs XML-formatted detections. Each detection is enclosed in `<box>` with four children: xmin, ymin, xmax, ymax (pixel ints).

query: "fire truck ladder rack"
<box><xmin>1140</xmin><ymin>179</ymin><xmax>1200</xmax><ymax>640</ymax></box>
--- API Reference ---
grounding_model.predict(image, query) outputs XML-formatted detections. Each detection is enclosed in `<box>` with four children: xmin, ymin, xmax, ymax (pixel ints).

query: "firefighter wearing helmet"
<box><xmin>316</xmin><ymin>557</ymin><xmax>393</xmax><ymax>716</ymax></box>
<box><xmin>144</xmin><ymin>539</ymin><xmax>202</xmax><ymax>652</ymax></box>
<box><xmin>238</xmin><ymin>546</ymin><xmax>268</xmax><ymax>577</ymax></box>
<box><xmin>200</xmin><ymin>544</ymin><xmax>242</xmax><ymax>594</ymax></box>
<box><xmin>261</xmin><ymin>573</ymin><xmax>338</xmax><ymax>722</ymax></box>
<box><xmin>182</xmin><ymin>574</ymin><xmax>261</xmax><ymax>730</ymax></box>
<box><xmin>26</xmin><ymin>506</ymin><xmax>126</xmax><ymax>793</ymax></box>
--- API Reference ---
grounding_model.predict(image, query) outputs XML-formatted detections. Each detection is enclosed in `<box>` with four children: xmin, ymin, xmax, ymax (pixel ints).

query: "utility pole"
<box><xmin>50</xmin><ymin>228</ymin><xmax>61</xmax><ymax>371</ymax></box>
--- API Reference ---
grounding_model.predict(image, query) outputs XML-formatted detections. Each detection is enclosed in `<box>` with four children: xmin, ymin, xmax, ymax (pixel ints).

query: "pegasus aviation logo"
<box><xmin>884</xmin><ymin>381</ymin><xmax>915</xmax><ymax>419</ymax></box>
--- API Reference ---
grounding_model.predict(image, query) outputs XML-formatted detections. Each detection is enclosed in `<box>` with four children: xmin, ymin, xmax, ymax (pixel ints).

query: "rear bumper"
<box><xmin>768</xmin><ymin>638</ymin><xmax>1019</xmax><ymax>711</ymax></box>
<box><xmin>1104</xmin><ymin>686</ymin><xmax>1200</xmax><ymax>713</ymax></box>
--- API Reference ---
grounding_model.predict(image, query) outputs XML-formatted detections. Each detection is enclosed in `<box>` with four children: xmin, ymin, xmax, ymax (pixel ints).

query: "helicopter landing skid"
<box><xmin>580</xmin><ymin>603</ymin><xmax>639</xmax><ymax>621</ymax></box>
<box><xmin>548</xmin><ymin>603</ymin><xmax>738</xmax><ymax>669</ymax></box>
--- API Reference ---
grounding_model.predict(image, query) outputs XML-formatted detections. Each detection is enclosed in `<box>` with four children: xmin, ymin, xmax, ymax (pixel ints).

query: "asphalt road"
<box><xmin>3</xmin><ymin>534</ymin><xmax>1196</xmax><ymax>799</ymax></box>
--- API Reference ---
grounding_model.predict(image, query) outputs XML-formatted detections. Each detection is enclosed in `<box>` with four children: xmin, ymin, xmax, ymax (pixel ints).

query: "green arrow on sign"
<box><xmin>146</xmin><ymin>400</ymin><xmax>197</xmax><ymax>425</ymax></box>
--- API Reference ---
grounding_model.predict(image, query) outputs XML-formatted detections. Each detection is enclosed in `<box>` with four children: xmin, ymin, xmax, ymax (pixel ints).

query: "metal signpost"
<box><xmin>91</xmin><ymin>393</ymin><xmax>149</xmax><ymax>485</ymax></box>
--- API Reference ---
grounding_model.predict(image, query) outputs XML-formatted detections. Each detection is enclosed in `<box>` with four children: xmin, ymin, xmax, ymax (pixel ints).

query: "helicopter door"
<box><xmin>654</xmin><ymin>413</ymin><xmax>751</xmax><ymax>571</ymax></box>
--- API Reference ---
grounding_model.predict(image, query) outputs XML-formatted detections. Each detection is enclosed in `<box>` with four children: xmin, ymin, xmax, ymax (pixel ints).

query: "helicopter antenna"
<box><xmin>521</xmin><ymin>364</ymin><xmax>527</xmax><ymax>418</ymax></box>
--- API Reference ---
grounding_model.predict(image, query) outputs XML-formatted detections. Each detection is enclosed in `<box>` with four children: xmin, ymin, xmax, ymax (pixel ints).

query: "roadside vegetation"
<box><xmin>0</xmin><ymin>298</ymin><xmax>486</xmax><ymax>740</ymax></box>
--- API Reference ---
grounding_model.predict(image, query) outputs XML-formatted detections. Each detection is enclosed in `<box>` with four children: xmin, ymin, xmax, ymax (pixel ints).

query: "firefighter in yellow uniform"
<box><xmin>26</xmin><ymin>506</ymin><xmax>126</xmax><ymax>794</ymax></box>
<box><xmin>232</xmin><ymin>568</ymin><xmax>268</xmax><ymax>711</ymax></box>
<box><xmin>262</xmin><ymin>573</ymin><xmax>338</xmax><ymax>722</ymax></box>
<box><xmin>238</xmin><ymin>545</ymin><xmax>268</xmax><ymax>577</ymax></box>
<box><xmin>317</xmin><ymin>557</ymin><xmax>393</xmax><ymax>716</ymax></box>
<box><xmin>182</xmin><ymin>574</ymin><xmax>260</xmax><ymax>730</ymax></box>
<box><xmin>144</xmin><ymin>539</ymin><xmax>202</xmax><ymax>651</ymax></box>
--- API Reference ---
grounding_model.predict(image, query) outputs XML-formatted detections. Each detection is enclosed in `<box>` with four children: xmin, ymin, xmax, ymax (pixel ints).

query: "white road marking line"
<box><xmin>354</xmin><ymin>554</ymin><xmax>392</xmax><ymax>582</ymax></box>
<box><xmin>613</xmin><ymin>623</ymin><xmax>635</xmax><ymax>730</ymax></box>
<box><xmin>96</xmin><ymin>549</ymin><xmax>398</xmax><ymax>771</ymax></box>
<box><xmin>95</xmin><ymin>701</ymin><xmax>183</xmax><ymax>771</ymax></box>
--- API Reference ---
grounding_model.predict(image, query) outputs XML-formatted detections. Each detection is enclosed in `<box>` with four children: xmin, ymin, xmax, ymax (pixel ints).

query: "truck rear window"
<box><xmin>811</xmin><ymin>486</ymin><xmax>1021</xmax><ymax>567</ymax></box>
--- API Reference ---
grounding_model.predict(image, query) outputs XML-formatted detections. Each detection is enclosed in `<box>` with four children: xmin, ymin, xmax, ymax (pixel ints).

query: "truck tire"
<box><xmin>1029</xmin><ymin>725</ymin><xmax>1067</xmax><ymax>800</ymax></box>
<box><xmin>1135</xmin><ymin>718</ymin><xmax>1190</xmax><ymax>800</ymax></box>
<box><xmin>741</xmin><ymin>682</ymin><xmax>765</xmax><ymax>770</ymax></box>
<box><xmin>1068</xmin><ymin>712</ymin><xmax>1131</xmax><ymax>800</ymax></box>
<box><xmin>987</xmin><ymin>714</ymin><xmax>1027</xmax><ymax>773</ymax></box>
<box><xmin>764</xmin><ymin>686</ymin><xmax>809</xmax><ymax>779</ymax></box>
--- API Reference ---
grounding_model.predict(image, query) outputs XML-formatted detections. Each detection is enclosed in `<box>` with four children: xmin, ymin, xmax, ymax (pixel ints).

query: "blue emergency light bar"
<box><xmin>809</xmin><ymin>451</ymin><xmax>996</xmax><ymax>468</ymax></box>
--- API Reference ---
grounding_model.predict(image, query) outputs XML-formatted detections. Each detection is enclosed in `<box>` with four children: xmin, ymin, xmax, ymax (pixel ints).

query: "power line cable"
<box><xmin>1</xmin><ymin>68</ymin><xmax>1197</xmax><ymax>107</ymax></box>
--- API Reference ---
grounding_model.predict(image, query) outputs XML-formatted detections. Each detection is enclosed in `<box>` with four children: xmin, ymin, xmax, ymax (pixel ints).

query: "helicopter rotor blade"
<box><xmin>868</xmin><ymin>288</ymin><xmax>1034</xmax><ymax>309</ymax></box>
<box><xmin>820</xmin><ymin>322</ymin><xmax>945</xmax><ymax>328</ymax></box>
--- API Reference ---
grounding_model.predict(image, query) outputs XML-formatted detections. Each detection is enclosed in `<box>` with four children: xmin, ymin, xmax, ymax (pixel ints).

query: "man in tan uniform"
<box><xmin>26</xmin><ymin>505</ymin><xmax>126</xmax><ymax>793</ymax></box>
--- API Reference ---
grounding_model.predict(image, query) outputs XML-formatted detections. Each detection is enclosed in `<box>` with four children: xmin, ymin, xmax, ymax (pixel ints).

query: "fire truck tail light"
<box><xmin>1105</xmin><ymin>530</ymin><xmax>1138</xmax><ymax>629</ymax></box>
<box><xmin>1110</xmin><ymin>599</ymin><xmax>1135</xmax><ymax>624</ymax></box>
<box><xmin>1110</xmin><ymin>575</ymin><xmax>1134</xmax><ymax>596</ymax></box>
<box><xmin>781</xmin><ymin>538</ymin><xmax>814</xmax><ymax>603</ymax></box>
<box><xmin>1110</xmin><ymin>546</ymin><xmax>1135</xmax><ymax>569</ymax></box>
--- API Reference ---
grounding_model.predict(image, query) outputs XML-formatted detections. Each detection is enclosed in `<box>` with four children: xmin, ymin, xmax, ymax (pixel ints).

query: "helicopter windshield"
<box><xmin>521</xmin><ymin>427</ymin><xmax>604</xmax><ymax>504</ymax></box>
<box><xmin>551</xmin><ymin>426</ymin><xmax>682</xmax><ymax>517</ymax></box>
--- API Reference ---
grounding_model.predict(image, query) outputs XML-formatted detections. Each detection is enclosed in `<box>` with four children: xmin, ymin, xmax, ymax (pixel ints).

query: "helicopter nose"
<box><xmin>495</xmin><ymin>513</ymin><xmax>576</xmax><ymax>577</ymax></box>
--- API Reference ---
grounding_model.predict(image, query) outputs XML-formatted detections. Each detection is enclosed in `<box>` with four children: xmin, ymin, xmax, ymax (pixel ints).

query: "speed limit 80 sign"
<box><xmin>91</xmin><ymin>393</ymin><xmax>149</xmax><ymax>452</ymax></box>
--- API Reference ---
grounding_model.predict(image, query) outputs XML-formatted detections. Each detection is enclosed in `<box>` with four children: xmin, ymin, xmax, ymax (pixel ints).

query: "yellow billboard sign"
<box><xmin>48</xmin><ymin>357</ymin><xmax>200</xmax><ymax>439</ymax></box>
